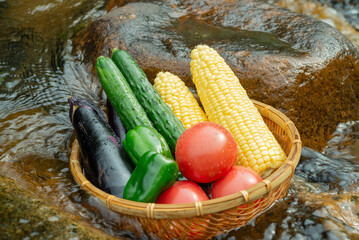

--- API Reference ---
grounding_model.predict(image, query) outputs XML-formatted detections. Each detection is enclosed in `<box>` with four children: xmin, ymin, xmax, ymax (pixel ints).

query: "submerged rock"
<box><xmin>323</xmin><ymin>120</ymin><xmax>359</xmax><ymax>160</ymax></box>
<box><xmin>73</xmin><ymin>0</ymin><xmax>359</xmax><ymax>150</ymax></box>
<box><xmin>0</xmin><ymin>175</ymin><xmax>118</xmax><ymax>240</ymax></box>
<box><xmin>296</xmin><ymin>147</ymin><xmax>359</xmax><ymax>191</ymax></box>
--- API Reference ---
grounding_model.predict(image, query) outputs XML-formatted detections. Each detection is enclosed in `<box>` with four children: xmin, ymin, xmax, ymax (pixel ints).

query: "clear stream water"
<box><xmin>0</xmin><ymin>0</ymin><xmax>358</xmax><ymax>239</ymax></box>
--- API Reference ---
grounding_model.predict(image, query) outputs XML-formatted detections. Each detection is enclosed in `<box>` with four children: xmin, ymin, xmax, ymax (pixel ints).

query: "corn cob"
<box><xmin>190</xmin><ymin>45</ymin><xmax>286</xmax><ymax>175</ymax></box>
<box><xmin>154</xmin><ymin>71</ymin><xmax>208</xmax><ymax>129</ymax></box>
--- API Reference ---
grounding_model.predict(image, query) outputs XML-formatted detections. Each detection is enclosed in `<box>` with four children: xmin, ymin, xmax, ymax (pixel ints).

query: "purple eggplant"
<box><xmin>68</xmin><ymin>97</ymin><xmax>107</xmax><ymax>123</ymax></box>
<box><xmin>107</xmin><ymin>99</ymin><xmax>127</xmax><ymax>144</ymax></box>
<box><xmin>68</xmin><ymin>97</ymin><xmax>133</xmax><ymax>198</ymax></box>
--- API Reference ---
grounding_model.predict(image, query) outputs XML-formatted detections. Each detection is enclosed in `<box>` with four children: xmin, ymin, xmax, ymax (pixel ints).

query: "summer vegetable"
<box><xmin>211</xmin><ymin>166</ymin><xmax>263</xmax><ymax>199</ymax></box>
<box><xmin>112</xmin><ymin>49</ymin><xmax>185</xmax><ymax>152</ymax></box>
<box><xmin>123</xmin><ymin>151</ymin><xmax>179</xmax><ymax>203</ymax></box>
<box><xmin>107</xmin><ymin>99</ymin><xmax>127</xmax><ymax>144</ymax></box>
<box><xmin>175</xmin><ymin>122</ymin><xmax>238</xmax><ymax>183</ymax></box>
<box><xmin>68</xmin><ymin>97</ymin><xmax>107</xmax><ymax>123</ymax></box>
<box><xmin>68</xmin><ymin>97</ymin><xmax>133</xmax><ymax>198</ymax></box>
<box><xmin>153</xmin><ymin>71</ymin><xmax>208</xmax><ymax>129</ymax></box>
<box><xmin>190</xmin><ymin>45</ymin><xmax>286</xmax><ymax>176</ymax></box>
<box><xmin>122</xmin><ymin>125</ymin><xmax>173</xmax><ymax>165</ymax></box>
<box><xmin>95</xmin><ymin>56</ymin><xmax>153</xmax><ymax>131</ymax></box>
<box><xmin>156</xmin><ymin>181</ymin><xmax>209</xmax><ymax>204</ymax></box>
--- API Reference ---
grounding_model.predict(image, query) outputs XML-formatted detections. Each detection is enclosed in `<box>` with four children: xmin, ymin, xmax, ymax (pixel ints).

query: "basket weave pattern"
<box><xmin>70</xmin><ymin>100</ymin><xmax>301</xmax><ymax>239</ymax></box>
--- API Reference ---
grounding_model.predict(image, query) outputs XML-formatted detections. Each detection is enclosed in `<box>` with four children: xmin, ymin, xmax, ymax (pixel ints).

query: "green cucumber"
<box><xmin>95</xmin><ymin>56</ymin><xmax>153</xmax><ymax>131</ymax></box>
<box><xmin>112</xmin><ymin>49</ymin><xmax>185</xmax><ymax>151</ymax></box>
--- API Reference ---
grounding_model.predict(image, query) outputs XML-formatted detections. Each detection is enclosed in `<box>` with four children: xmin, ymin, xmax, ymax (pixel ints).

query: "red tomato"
<box><xmin>156</xmin><ymin>181</ymin><xmax>209</xmax><ymax>204</ymax></box>
<box><xmin>211</xmin><ymin>166</ymin><xmax>262</xmax><ymax>199</ymax></box>
<box><xmin>175</xmin><ymin>122</ymin><xmax>238</xmax><ymax>183</ymax></box>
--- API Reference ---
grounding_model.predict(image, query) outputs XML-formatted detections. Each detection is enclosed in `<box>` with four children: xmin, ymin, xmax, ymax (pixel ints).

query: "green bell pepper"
<box><xmin>123</xmin><ymin>125</ymin><xmax>173</xmax><ymax>165</ymax></box>
<box><xmin>123</xmin><ymin>151</ymin><xmax>179</xmax><ymax>203</ymax></box>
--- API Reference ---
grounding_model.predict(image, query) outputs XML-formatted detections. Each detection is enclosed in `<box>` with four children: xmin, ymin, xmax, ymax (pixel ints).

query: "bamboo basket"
<box><xmin>70</xmin><ymin>99</ymin><xmax>301</xmax><ymax>239</ymax></box>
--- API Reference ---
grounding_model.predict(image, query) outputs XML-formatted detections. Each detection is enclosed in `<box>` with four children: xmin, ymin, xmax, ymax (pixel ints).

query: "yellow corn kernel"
<box><xmin>190</xmin><ymin>45</ymin><xmax>286</xmax><ymax>175</ymax></box>
<box><xmin>154</xmin><ymin>71</ymin><xmax>208</xmax><ymax>129</ymax></box>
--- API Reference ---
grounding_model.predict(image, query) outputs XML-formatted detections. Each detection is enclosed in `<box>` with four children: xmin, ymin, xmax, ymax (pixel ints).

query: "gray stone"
<box><xmin>73</xmin><ymin>0</ymin><xmax>359</xmax><ymax>150</ymax></box>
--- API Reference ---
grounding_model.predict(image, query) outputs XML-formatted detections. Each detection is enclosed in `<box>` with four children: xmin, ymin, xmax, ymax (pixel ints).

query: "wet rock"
<box><xmin>296</xmin><ymin>147</ymin><xmax>359</xmax><ymax>191</ymax></box>
<box><xmin>73</xmin><ymin>0</ymin><xmax>359</xmax><ymax>150</ymax></box>
<box><xmin>274</xmin><ymin>0</ymin><xmax>359</xmax><ymax>49</ymax></box>
<box><xmin>105</xmin><ymin>0</ymin><xmax>142</xmax><ymax>11</ymax></box>
<box><xmin>0</xmin><ymin>175</ymin><xmax>119</xmax><ymax>240</ymax></box>
<box><xmin>0</xmin><ymin>0</ymin><xmax>7</xmax><ymax>17</ymax></box>
<box><xmin>322</xmin><ymin>0</ymin><xmax>359</xmax><ymax>30</ymax></box>
<box><xmin>290</xmin><ymin>177</ymin><xmax>359</xmax><ymax>237</ymax></box>
<box><xmin>323</xmin><ymin>120</ymin><xmax>359</xmax><ymax>160</ymax></box>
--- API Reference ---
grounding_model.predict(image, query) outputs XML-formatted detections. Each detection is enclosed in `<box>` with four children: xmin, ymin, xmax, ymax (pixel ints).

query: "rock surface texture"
<box><xmin>274</xmin><ymin>0</ymin><xmax>359</xmax><ymax>49</ymax></box>
<box><xmin>0</xmin><ymin>174</ymin><xmax>118</xmax><ymax>240</ymax></box>
<box><xmin>74</xmin><ymin>0</ymin><xmax>359</xmax><ymax>150</ymax></box>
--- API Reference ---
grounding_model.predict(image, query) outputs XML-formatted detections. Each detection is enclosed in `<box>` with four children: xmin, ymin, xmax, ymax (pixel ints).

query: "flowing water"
<box><xmin>0</xmin><ymin>0</ymin><xmax>358</xmax><ymax>239</ymax></box>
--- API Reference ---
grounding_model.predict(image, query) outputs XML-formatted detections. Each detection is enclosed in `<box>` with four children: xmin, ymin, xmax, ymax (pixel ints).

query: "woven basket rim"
<box><xmin>70</xmin><ymin>99</ymin><xmax>301</xmax><ymax>219</ymax></box>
